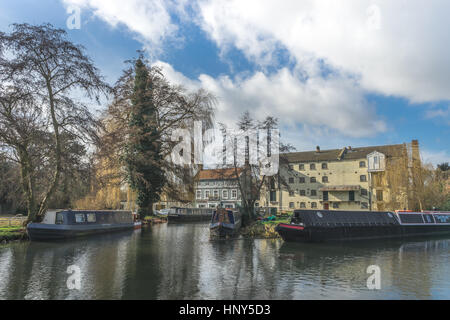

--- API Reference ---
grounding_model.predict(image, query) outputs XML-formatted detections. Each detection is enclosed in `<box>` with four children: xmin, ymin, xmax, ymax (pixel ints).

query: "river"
<box><xmin>0</xmin><ymin>222</ymin><xmax>449</xmax><ymax>299</ymax></box>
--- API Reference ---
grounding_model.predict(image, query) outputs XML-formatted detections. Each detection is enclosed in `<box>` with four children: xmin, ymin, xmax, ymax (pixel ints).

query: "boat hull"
<box><xmin>27</xmin><ymin>223</ymin><xmax>135</xmax><ymax>241</ymax></box>
<box><xmin>276</xmin><ymin>223</ymin><xmax>450</xmax><ymax>243</ymax></box>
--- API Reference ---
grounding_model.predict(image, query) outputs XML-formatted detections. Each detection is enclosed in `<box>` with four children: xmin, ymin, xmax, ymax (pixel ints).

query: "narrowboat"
<box><xmin>210</xmin><ymin>208</ymin><xmax>241</xmax><ymax>239</ymax></box>
<box><xmin>275</xmin><ymin>210</ymin><xmax>450</xmax><ymax>243</ymax></box>
<box><xmin>27</xmin><ymin>210</ymin><xmax>141</xmax><ymax>241</ymax></box>
<box><xmin>168</xmin><ymin>207</ymin><xmax>214</xmax><ymax>223</ymax></box>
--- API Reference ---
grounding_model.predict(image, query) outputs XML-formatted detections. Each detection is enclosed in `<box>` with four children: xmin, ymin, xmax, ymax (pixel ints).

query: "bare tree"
<box><xmin>0</xmin><ymin>23</ymin><xmax>109</xmax><ymax>222</ymax></box>
<box><xmin>92</xmin><ymin>59</ymin><xmax>215</xmax><ymax>211</ymax></box>
<box><xmin>219</xmin><ymin>112</ymin><xmax>294</xmax><ymax>226</ymax></box>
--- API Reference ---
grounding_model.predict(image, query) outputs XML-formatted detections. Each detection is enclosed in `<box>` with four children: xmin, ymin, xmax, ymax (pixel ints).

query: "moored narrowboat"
<box><xmin>168</xmin><ymin>207</ymin><xmax>214</xmax><ymax>223</ymax></box>
<box><xmin>210</xmin><ymin>207</ymin><xmax>241</xmax><ymax>239</ymax></box>
<box><xmin>27</xmin><ymin>210</ymin><xmax>140</xmax><ymax>241</ymax></box>
<box><xmin>275</xmin><ymin>210</ymin><xmax>450</xmax><ymax>243</ymax></box>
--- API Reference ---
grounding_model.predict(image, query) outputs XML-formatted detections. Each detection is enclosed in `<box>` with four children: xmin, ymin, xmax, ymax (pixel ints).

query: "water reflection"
<box><xmin>0</xmin><ymin>224</ymin><xmax>449</xmax><ymax>299</ymax></box>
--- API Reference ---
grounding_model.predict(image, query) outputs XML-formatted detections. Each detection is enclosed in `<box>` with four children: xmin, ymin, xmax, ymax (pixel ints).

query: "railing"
<box><xmin>173</xmin><ymin>208</ymin><xmax>215</xmax><ymax>215</ymax></box>
<box><xmin>0</xmin><ymin>216</ymin><xmax>27</xmax><ymax>227</ymax></box>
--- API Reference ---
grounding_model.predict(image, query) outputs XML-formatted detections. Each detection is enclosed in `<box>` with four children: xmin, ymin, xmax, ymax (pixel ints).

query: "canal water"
<box><xmin>0</xmin><ymin>223</ymin><xmax>449</xmax><ymax>299</ymax></box>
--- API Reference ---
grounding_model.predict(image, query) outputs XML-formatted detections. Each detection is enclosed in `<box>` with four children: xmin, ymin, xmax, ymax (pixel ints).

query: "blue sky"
<box><xmin>0</xmin><ymin>0</ymin><xmax>449</xmax><ymax>165</ymax></box>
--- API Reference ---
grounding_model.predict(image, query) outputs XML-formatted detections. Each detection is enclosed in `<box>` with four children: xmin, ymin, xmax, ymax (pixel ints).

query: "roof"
<box><xmin>319</xmin><ymin>185</ymin><xmax>361</xmax><ymax>192</ymax></box>
<box><xmin>196</xmin><ymin>168</ymin><xmax>243</xmax><ymax>181</ymax></box>
<box><xmin>282</xmin><ymin>144</ymin><xmax>407</xmax><ymax>163</ymax></box>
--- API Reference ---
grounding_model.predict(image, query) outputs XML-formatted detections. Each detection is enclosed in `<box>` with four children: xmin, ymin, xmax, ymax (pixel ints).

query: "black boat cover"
<box><xmin>292</xmin><ymin>210</ymin><xmax>400</xmax><ymax>228</ymax></box>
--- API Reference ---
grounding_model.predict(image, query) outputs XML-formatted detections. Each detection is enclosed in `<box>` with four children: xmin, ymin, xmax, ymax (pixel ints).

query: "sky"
<box><xmin>0</xmin><ymin>0</ymin><xmax>449</xmax><ymax>165</ymax></box>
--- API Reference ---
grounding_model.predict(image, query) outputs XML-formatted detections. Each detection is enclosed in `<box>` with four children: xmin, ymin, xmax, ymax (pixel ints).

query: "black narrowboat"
<box><xmin>27</xmin><ymin>210</ymin><xmax>141</xmax><ymax>241</ymax></box>
<box><xmin>168</xmin><ymin>207</ymin><xmax>214</xmax><ymax>223</ymax></box>
<box><xmin>210</xmin><ymin>208</ymin><xmax>241</xmax><ymax>239</ymax></box>
<box><xmin>275</xmin><ymin>210</ymin><xmax>450</xmax><ymax>243</ymax></box>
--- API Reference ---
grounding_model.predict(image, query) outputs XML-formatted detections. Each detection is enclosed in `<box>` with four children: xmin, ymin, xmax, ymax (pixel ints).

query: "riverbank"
<box><xmin>143</xmin><ymin>215</ymin><xmax>168</xmax><ymax>225</ymax></box>
<box><xmin>240</xmin><ymin>220</ymin><xmax>284</xmax><ymax>239</ymax></box>
<box><xmin>0</xmin><ymin>226</ymin><xmax>28</xmax><ymax>244</ymax></box>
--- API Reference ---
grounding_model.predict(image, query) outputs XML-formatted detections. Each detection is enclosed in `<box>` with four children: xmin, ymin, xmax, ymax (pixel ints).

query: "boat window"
<box><xmin>75</xmin><ymin>213</ymin><xmax>86</xmax><ymax>223</ymax></box>
<box><xmin>434</xmin><ymin>215</ymin><xmax>450</xmax><ymax>223</ymax></box>
<box><xmin>55</xmin><ymin>213</ymin><xmax>64</xmax><ymax>224</ymax></box>
<box><xmin>87</xmin><ymin>213</ymin><xmax>96</xmax><ymax>223</ymax></box>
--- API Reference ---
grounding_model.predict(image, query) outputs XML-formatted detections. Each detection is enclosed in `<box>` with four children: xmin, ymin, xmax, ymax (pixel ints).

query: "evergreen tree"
<box><xmin>125</xmin><ymin>58</ymin><xmax>165</xmax><ymax>218</ymax></box>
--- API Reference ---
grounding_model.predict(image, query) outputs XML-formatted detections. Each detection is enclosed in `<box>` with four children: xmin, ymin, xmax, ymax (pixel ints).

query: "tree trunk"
<box><xmin>18</xmin><ymin>147</ymin><xmax>37</xmax><ymax>224</ymax></box>
<box><xmin>37</xmin><ymin>80</ymin><xmax>62</xmax><ymax>218</ymax></box>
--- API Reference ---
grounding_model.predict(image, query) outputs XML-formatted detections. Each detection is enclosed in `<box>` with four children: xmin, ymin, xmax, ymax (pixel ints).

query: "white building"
<box><xmin>194</xmin><ymin>168</ymin><xmax>243</xmax><ymax>209</ymax></box>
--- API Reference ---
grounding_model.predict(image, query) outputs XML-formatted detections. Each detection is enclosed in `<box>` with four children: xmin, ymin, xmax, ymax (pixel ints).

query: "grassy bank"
<box><xmin>0</xmin><ymin>226</ymin><xmax>28</xmax><ymax>243</ymax></box>
<box><xmin>240</xmin><ymin>221</ymin><xmax>282</xmax><ymax>239</ymax></box>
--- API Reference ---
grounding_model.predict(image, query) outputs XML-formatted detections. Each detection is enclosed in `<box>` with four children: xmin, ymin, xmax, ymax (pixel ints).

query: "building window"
<box><xmin>289</xmin><ymin>191</ymin><xmax>295</xmax><ymax>197</ymax></box>
<box><xmin>205</xmin><ymin>190</ymin><xmax>210</xmax><ymax>199</ymax></box>
<box><xmin>360</xmin><ymin>175</ymin><xmax>367</xmax><ymax>182</ymax></box>
<box><xmin>323</xmin><ymin>191</ymin><xmax>329</xmax><ymax>201</ymax></box>
<box><xmin>299</xmin><ymin>190</ymin><xmax>306</xmax><ymax>196</ymax></box>
<box><xmin>311</xmin><ymin>190</ymin><xmax>317</xmax><ymax>196</ymax></box>
<box><xmin>231</xmin><ymin>189</ymin><xmax>237</xmax><ymax>199</ymax></box>
<box><xmin>322</xmin><ymin>176</ymin><xmax>328</xmax><ymax>183</ymax></box>
<box><xmin>359</xmin><ymin>161</ymin><xmax>366</xmax><ymax>168</ymax></box>
<box><xmin>333</xmin><ymin>203</ymin><xmax>339</xmax><ymax>209</ymax></box>
<box><xmin>322</xmin><ymin>163</ymin><xmax>328</xmax><ymax>169</ymax></box>
<box><xmin>310</xmin><ymin>163</ymin><xmax>316</xmax><ymax>170</ymax></box>
<box><xmin>376</xmin><ymin>190</ymin><xmax>383</xmax><ymax>201</ymax></box>
<box><xmin>288</xmin><ymin>164</ymin><xmax>294</xmax><ymax>170</ymax></box>
<box><xmin>300</xmin><ymin>202</ymin><xmax>306</xmax><ymax>208</ymax></box>
<box><xmin>310</xmin><ymin>177</ymin><xmax>316</xmax><ymax>183</ymax></box>
<box><xmin>196</xmin><ymin>190</ymin><xmax>202</xmax><ymax>199</ymax></box>
<box><xmin>299</xmin><ymin>164</ymin><xmax>305</xmax><ymax>170</ymax></box>
<box><xmin>270</xmin><ymin>178</ymin><xmax>276</xmax><ymax>190</ymax></box>
<box><xmin>299</xmin><ymin>177</ymin><xmax>305</xmax><ymax>183</ymax></box>
<box><xmin>289</xmin><ymin>202</ymin><xmax>295</xmax><ymax>209</ymax></box>
<box><xmin>270</xmin><ymin>190</ymin><xmax>276</xmax><ymax>202</ymax></box>
<box><xmin>311</xmin><ymin>202</ymin><xmax>317</xmax><ymax>208</ymax></box>
<box><xmin>289</xmin><ymin>177</ymin><xmax>294</xmax><ymax>184</ymax></box>
<box><xmin>361</xmin><ymin>188</ymin><xmax>368</xmax><ymax>196</ymax></box>
<box><xmin>349</xmin><ymin>191</ymin><xmax>355</xmax><ymax>201</ymax></box>
<box><xmin>222</xmin><ymin>190</ymin><xmax>228</xmax><ymax>199</ymax></box>
<box><xmin>361</xmin><ymin>202</ymin><xmax>369</xmax><ymax>209</ymax></box>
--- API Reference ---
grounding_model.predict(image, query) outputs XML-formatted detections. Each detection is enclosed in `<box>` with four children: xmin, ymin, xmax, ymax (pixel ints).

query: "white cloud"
<box><xmin>425</xmin><ymin>106</ymin><xmax>450</xmax><ymax>125</ymax></box>
<box><xmin>63</xmin><ymin>0</ymin><xmax>180</xmax><ymax>51</ymax></box>
<box><xmin>421</xmin><ymin>149</ymin><xmax>450</xmax><ymax>166</ymax></box>
<box><xmin>196</xmin><ymin>0</ymin><xmax>450</xmax><ymax>103</ymax></box>
<box><xmin>156</xmin><ymin>61</ymin><xmax>386</xmax><ymax>137</ymax></box>
<box><xmin>61</xmin><ymin>0</ymin><xmax>450</xmax><ymax>139</ymax></box>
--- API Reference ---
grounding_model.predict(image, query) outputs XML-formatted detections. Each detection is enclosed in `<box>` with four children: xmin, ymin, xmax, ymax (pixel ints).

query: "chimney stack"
<box><xmin>316</xmin><ymin>146</ymin><xmax>320</xmax><ymax>153</ymax></box>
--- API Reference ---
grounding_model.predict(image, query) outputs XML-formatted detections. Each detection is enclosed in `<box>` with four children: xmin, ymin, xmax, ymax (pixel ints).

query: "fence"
<box><xmin>0</xmin><ymin>216</ymin><xmax>27</xmax><ymax>227</ymax></box>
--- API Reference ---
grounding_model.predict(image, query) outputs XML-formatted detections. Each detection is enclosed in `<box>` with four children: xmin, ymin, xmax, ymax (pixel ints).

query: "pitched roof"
<box><xmin>282</xmin><ymin>144</ymin><xmax>407</xmax><ymax>163</ymax></box>
<box><xmin>196</xmin><ymin>168</ymin><xmax>243</xmax><ymax>180</ymax></box>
